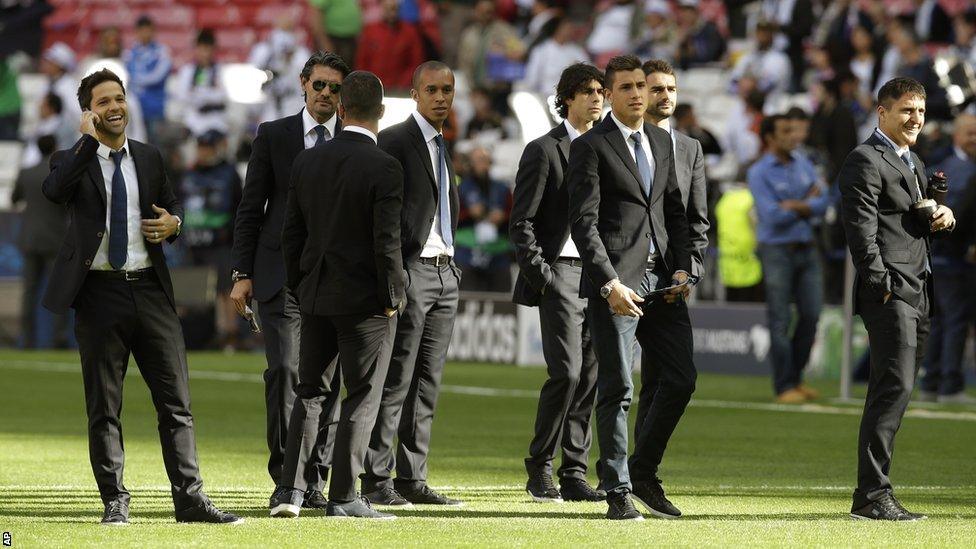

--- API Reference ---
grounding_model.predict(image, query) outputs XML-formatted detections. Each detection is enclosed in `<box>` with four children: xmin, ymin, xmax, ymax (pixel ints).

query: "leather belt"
<box><xmin>418</xmin><ymin>255</ymin><xmax>452</xmax><ymax>267</ymax></box>
<box><xmin>555</xmin><ymin>257</ymin><xmax>583</xmax><ymax>268</ymax></box>
<box><xmin>89</xmin><ymin>267</ymin><xmax>155</xmax><ymax>281</ymax></box>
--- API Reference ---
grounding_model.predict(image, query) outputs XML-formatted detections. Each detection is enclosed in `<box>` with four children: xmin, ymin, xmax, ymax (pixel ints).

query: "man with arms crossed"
<box><xmin>511</xmin><ymin>62</ymin><xmax>607</xmax><ymax>503</ymax></box>
<box><xmin>567</xmin><ymin>55</ymin><xmax>693</xmax><ymax>521</ymax></box>
<box><xmin>839</xmin><ymin>77</ymin><xmax>954</xmax><ymax>521</ymax></box>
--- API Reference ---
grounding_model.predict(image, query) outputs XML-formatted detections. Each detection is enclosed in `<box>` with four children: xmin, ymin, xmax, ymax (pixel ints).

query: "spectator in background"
<box><xmin>760</xmin><ymin>0</ymin><xmax>813</xmax><ymax>92</ymax></box>
<box><xmin>724</xmin><ymin>76</ymin><xmax>764</xmax><ymax>174</ymax></box>
<box><xmin>522</xmin><ymin>0</ymin><xmax>561</xmax><ymax>52</ymax></box>
<box><xmin>585</xmin><ymin>0</ymin><xmax>639</xmax><ymax>59</ymax></box>
<box><xmin>632</xmin><ymin>1</ymin><xmax>678</xmax><ymax>62</ymax></box>
<box><xmin>748</xmin><ymin>114</ymin><xmax>828</xmax><ymax>403</ymax></box>
<box><xmin>125</xmin><ymin>15</ymin><xmax>172</xmax><ymax>140</ymax></box>
<box><xmin>458</xmin><ymin>0</ymin><xmax>526</xmax><ymax>111</ymax></box>
<box><xmin>673</xmin><ymin>0</ymin><xmax>725</xmax><ymax>70</ymax></box>
<box><xmin>179</xmin><ymin>130</ymin><xmax>243</xmax><ymax>349</ymax></box>
<box><xmin>456</xmin><ymin>146</ymin><xmax>513</xmax><ymax>292</ymax></box>
<box><xmin>355</xmin><ymin>0</ymin><xmax>426</xmax><ymax>91</ymax></box>
<box><xmin>40</xmin><ymin>42</ymin><xmax>81</xmax><ymax>143</ymax></box>
<box><xmin>175</xmin><ymin>29</ymin><xmax>229</xmax><ymax>137</ymax></box>
<box><xmin>849</xmin><ymin>25</ymin><xmax>882</xmax><ymax>101</ymax></box>
<box><xmin>21</xmin><ymin>93</ymin><xmax>73</xmax><ymax>169</ymax></box>
<box><xmin>714</xmin><ymin>182</ymin><xmax>763</xmax><ymax>302</ymax></box>
<box><xmin>816</xmin><ymin>0</ymin><xmax>873</xmax><ymax>68</ymax></box>
<box><xmin>520</xmin><ymin>18</ymin><xmax>589</xmax><ymax>97</ymax></box>
<box><xmin>249</xmin><ymin>23</ymin><xmax>312</xmax><ymax>123</ymax></box>
<box><xmin>891</xmin><ymin>26</ymin><xmax>950</xmax><ymax>121</ymax></box>
<box><xmin>729</xmin><ymin>20</ymin><xmax>792</xmax><ymax>101</ymax></box>
<box><xmin>919</xmin><ymin>114</ymin><xmax>976</xmax><ymax>405</ymax></box>
<box><xmin>950</xmin><ymin>10</ymin><xmax>976</xmax><ymax>67</ymax></box>
<box><xmin>80</xmin><ymin>26</ymin><xmax>123</xmax><ymax>74</ymax></box>
<box><xmin>11</xmin><ymin>135</ymin><xmax>69</xmax><ymax>348</ymax></box>
<box><xmin>465</xmin><ymin>86</ymin><xmax>508</xmax><ymax>140</ymax></box>
<box><xmin>673</xmin><ymin>103</ymin><xmax>722</xmax><ymax>158</ymax></box>
<box><xmin>785</xmin><ymin>107</ymin><xmax>823</xmax><ymax>172</ymax></box>
<box><xmin>0</xmin><ymin>56</ymin><xmax>22</xmax><ymax>140</ymax></box>
<box><xmin>309</xmin><ymin>0</ymin><xmax>362</xmax><ymax>67</ymax></box>
<box><xmin>809</xmin><ymin>75</ymin><xmax>859</xmax><ymax>183</ymax></box>
<box><xmin>907</xmin><ymin>0</ymin><xmax>953</xmax><ymax>44</ymax></box>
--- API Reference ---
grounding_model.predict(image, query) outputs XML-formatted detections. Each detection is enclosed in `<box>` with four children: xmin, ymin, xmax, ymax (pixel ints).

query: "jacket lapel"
<box><xmin>602</xmin><ymin>119</ymin><xmax>646</xmax><ymax>202</ymax></box>
<box><xmin>406</xmin><ymin>116</ymin><xmax>438</xmax><ymax>195</ymax></box>
<box><xmin>129</xmin><ymin>141</ymin><xmax>152</xmax><ymax>216</ymax></box>
<box><xmin>551</xmin><ymin>123</ymin><xmax>571</xmax><ymax>167</ymax></box>
<box><xmin>876</xmin><ymin>144</ymin><xmax>919</xmax><ymax>201</ymax></box>
<box><xmin>648</xmin><ymin>124</ymin><xmax>669</xmax><ymax>206</ymax></box>
<box><xmin>87</xmin><ymin>159</ymin><xmax>106</xmax><ymax>206</ymax></box>
<box><xmin>288</xmin><ymin>111</ymin><xmax>306</xmax><ymax>154</ymax></box>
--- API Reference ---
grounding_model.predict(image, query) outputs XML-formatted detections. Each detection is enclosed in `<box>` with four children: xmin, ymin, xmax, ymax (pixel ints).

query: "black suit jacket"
<box><xmin>674</xmin><ymin>130</ymin><xmax>710</xmax><ymax>279</ymax></box>
<box><xmin>377</xmin><ymin>115</ymin><xmax>458</xmax><ymax>265</ymax></box>
<box><xmin>41</xmin><ymin>134</ymin><xmax>184</xmax><ymax>314</ymax></box>
<box><xmin>567</xmin><ymin>115</ymin><xmax>692</xmax><ymax>299</ymax></box>
<box><xmin>232</xmin><ymin>110</ymin><xmax>341</xmax><ymax>301</ymax></box>
<box><xmin>838</xmin><ymin>132</ymin><xmax>947</xmax><ymax>314</ymax></box>
<box><xmin>12</xmin><ymin>156</ymin><xmax>68</xmax><ymax>255</ymax></box>
<box><xmin>282</xmin><ymin>130</ymin><xmax>405</xmax><ymax>316</ymax></box>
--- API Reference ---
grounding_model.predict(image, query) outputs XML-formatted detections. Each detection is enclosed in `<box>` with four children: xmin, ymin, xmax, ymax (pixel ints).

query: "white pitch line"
<box><xmin>4</xmin><ymin>360</ymin><xmax>976</xmax><ymax>422</ymax></box>
<box><xmin>2</xmin><ymin>484</ymin><xmax>973</xmax><ymax>493</ymax></box>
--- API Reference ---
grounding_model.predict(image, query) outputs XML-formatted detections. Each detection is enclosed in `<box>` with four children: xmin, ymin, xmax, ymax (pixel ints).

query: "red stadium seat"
<box><xmin>252</xmin><ymin>4</ymin><xmax>307</xmax><ymax>27</ymax></box>
<box><xmin>196</xmin><ymin>5</ymin><xmax>244</xmax><ymax>29</ymax></box>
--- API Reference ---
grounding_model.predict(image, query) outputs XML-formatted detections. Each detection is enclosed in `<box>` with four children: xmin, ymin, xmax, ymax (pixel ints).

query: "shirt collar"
<box><xmin>303</xmin><ymin>107</ymin><xmax>338</xmax><ymax>138</ymax></box>
<box><xmin>609</xmin><ymin>112</ymin><xmax>644</xmax><ymax>142</ymax></box>
<box><xmin>563</xmin><ymin>119</ymin><xmax>581</xmax><ymax>142</ymax></box>
<box><xmin>875</xmin><ymin>127</ymin><xmax>910</xmax><ymax>157</ymax></box>
<box><xmin>96</xmin><ymin>138</ymin><xmax>130</xmax><ymax>161</ymax></box>
<box><xmin>343</xmin><ymin>125</ymin><xmax>377</xmax><ymax>144</ymax></box>
<box><xmin>412</xmin><ymin>110</ymin><xmax>443</xmax><ymax>144</ymax></box>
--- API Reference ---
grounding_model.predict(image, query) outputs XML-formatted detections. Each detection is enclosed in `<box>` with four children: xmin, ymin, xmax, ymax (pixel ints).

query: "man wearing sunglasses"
<box><xmin>230</xmin><ymin>51</ymin><xmax>349</xmax><ymax>517</ymax></box>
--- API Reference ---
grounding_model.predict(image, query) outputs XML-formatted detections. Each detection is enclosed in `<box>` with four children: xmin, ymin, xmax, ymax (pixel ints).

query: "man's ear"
<box><xmin>378</xmin><ymin>104</ymin><xmax>386</xmax><ymax>121</ymax></box>
<box><xmin>338</xmin><ymin>102</ymin><xmax>346</xmax><ymax>120</ymax></box>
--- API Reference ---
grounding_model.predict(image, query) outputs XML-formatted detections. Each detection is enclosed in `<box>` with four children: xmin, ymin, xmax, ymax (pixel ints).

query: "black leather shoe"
<box><xmin>632</xmin><ymin>480</ymin><xmax>681</xmax><ymax>518</ymax></box>
<box><xmin>303</xmin><ymin>489</ymin><xmax>329</xmax><ymax>509</ymax></box>
<box><xmin>327</xmin><ymin>496</ymin><xmax>396</xmax><ymax>519</ymax></box>
<box><xmin>100</xmin><ymin>500</ymin><xmax>129</xmax><ymax>526</ymax></box>
<box><xmin>526</xmin><ymin>469</ymin><xmax>562</xmax><ymax>502</ymax></box>
<box><xmin>176</xmin><ymin>499</ymin><xmax>244</xmax><ymax>524</ymax></box>
<box><xmin>559</xmin><ymin>478</ymin><xmax>606</xmax><ymax>502</ymax></box>
<box><xmin>851</xmin><ymin>493</ymin><xmax>927</xmax><ymax>521</ymax></box>
<box><xmin>398</xmin><ymin>484</ymin><xmax>463</xmax><ymax>506</ymax></box>
<box><xmin>606</xmin><ymin>491</ymin><xmax>643</xmax><ymax>521</ymax></box>
<box><xmin>270</xmin><ymin>487</ymin><xmax>304</xmax><ymax>518</ymax></box>
<box><xmin>363</xmin><ymin>485</ymin><xmax>413</xmax><ymax>507</ymax></box>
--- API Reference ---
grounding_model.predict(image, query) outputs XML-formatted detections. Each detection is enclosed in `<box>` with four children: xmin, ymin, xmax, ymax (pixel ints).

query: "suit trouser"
<box><xmin>363</xmin><ymin>260</ymin><xmax>459</xmax><ymax>491</ymax></box>
<box><xmin>588</xmin><ymin>266</ymin><xmax>697</xmax><ymax>494</ymax></box>
<box><xmin>854</xmin><ymin>287</ymin><xmax>930</xmax><ymax>508</ymax></box>
<box><xmin>20</xmin><ymin>251</ymin><xmax>68</xmax><ymax>348</ymax></box>
<box><xmin>525</xmin><ymin>261</ymin><xmax>598</xmax><ymax>480</ymax></box>
<box><xmin>920</xmin><ymin>266</ymin><xmax>973</xmax><ymax>395</ymax></box>
<box><xmin>74</xmin><ymin>270</ymin><xmax>205</xmax><ymax>510</ymax></box>
<box><xmin>282</xmin><ymin>311</ymin><xmax>396</xmax><ymax>502</ymax></box>
<box><xmin>258</xmin><ymin>289</ymin><xmax>335</xmax><ymax>491</ymax></box>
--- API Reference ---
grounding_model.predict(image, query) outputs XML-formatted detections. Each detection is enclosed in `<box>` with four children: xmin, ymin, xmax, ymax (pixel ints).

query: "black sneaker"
<box><xmin>100</xmin><ymin>499</ymin><xmax>129</xmax><ymax>526</ymax></box>
<box><xmin>327</xmin><ymin>496</ymin><xmax>396</xmax><ymax>519</ymax></box>
<box><xmin>851</xmin><ymin>493</ymin><xmax>927</xmax><ymax>521</ymax></box>
<box><xmin>559</xmin><ymin>478</ymin><xmax>606</xmax><ymax>502</ymax></box>
<box><xmin>606</xmin><ymin>491</ymin><xmax>644</xmax><ymax>521</ymax></box>
<box><xmin>363</xmin><ymin>485</ymin><xmax>413</xmax><ymax>507</ymax></box>
<box><xmin>398</xmin><ymin>484</ymin><xmax>463</xmax><ymax>506</ymax></box>
<box><xmin>632</xmin><ymin>480</ymin><xmax>681</xmax><ymax>519</ymax></box>
<box><xmin>270</xmin><ymin>487</ymin><xmax>304</xmax><ymax>518</ymax></box>
<box><xmin>303</xmin><ymin>489</ymin><xmax>329</xmax><ymax>509</ymax></box>
<box><xmin>175</xmin><ymin>499</ymin><xmax>244</xmax><ymax>524</ymax></box>
<box><xmin>526</xmin><ymin>469</ymin><xmax>562</xmax><ymax>503</ymax></box>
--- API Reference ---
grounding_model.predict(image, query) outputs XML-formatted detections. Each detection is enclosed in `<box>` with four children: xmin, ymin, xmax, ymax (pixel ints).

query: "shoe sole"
<box><xmin>369</xmin><ymin>501</ymin><xmax>414</xmax><ymax>508</ymax></box>
<box><xmin>327</xmin><ymin>514</ymin><xmax>397</xmax><ymax>520</ymax></box>
<box><xmin>631</xmin><ymin>493</ymin><xmax>681</xmax><ymax>520</ymax></box>
<box><xmin>99</xmin><ymin>521</ymin><xmax>129</xmax><ymax>527</ymax></box>
<box><xmin>270</xmin><ymin>503</ymin><xmax>301</xmax><ymax>518</ymax></box>
<box><xmin>849</xmin><ymin>513</ymin><xmax>924</xmax><ymax>522</ymax></box>
<box><xmin>407</xmin><ymin>500</ymin><xmax>464</xmax><ymax>507</ymax></box>
<box><xmin>526</xmin><ymin>490</ymin><xmax>564</xmax><ymax>503</ymax></box>
<box><xmin>607</xmin><ymin>514</ymin><xmax>645</xmax><ymax>521</ymax></box>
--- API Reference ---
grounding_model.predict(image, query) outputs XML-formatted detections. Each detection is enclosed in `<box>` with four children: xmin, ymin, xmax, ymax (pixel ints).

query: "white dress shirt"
<box><xmin>559</xmin><ymin>120</ymin><xmax>582</xmax><ymax>259</ymax></box>
<box><xmin>302</xmin><ymin>108</ymin><xmax>339</xmax><ymax>150</ymax></box>
<box><xmin>412</xmin><ymin>111</ymin><xmax>455</xmax><ymax>258</ymax></box>
<box><xmin>92</xmin><ymin>139</ymin><xmax>151</xmax><ymax>271</ymax></box>
<box><xmin>609</xmin><ymin>112</ymin><xmax>658</xmax><ymax>257</ymax></box>
<box><xmin>343</xmin><ymin>125</ymin><xmax>377</xmax><ymax>144</ymax></box>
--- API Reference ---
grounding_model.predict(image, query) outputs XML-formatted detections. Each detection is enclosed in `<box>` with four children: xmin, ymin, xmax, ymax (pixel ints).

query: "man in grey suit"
<box><xmin>839</xmin><ymin>77</ymin><xmax>955</xmax><ymax>521</ymax></box>
<box><xmin>510</xmin><ymin>63</ymin><xmax>607</xmax><ymax>503</ymax></box>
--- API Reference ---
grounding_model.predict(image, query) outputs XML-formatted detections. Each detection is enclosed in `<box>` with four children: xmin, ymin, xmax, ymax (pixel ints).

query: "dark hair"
<box><xmin>604</xmin><ymin>54</ymin><xmax>642</xmax><ymax>88</ymax></box>
<box><xmin>136</xmin><ymin>14</ymin><xmax>153</xmax><ymax>28</ymax></box>
<box><xmin>673</xmin><ymin>103</ymin><xmax>693</xmax><ymax>120</ymax></box>
<box><xmin>37</xmin><ymin>134</ymin><xmax>57</xmax><ymax>156</ymax></box>
<box><xmin>197</xmin><ymin>28</ymin><xmax>216</xmax><ymax>46</ymax></box>
<box><xmin>77</xmin><ymin>68</ymin><xmax>126</xmax><ymax>110</ymax></box>
<box><xmin>554</xmin><ymin>63</ymin><xmax>604</xmax><ymax>119</ymax></box>
<box><xmin>877</xmin><ymin>77</ymin><xmax>926</xmax><ymax>108</ymax></box>
<box><xmin>301</xmin><ymin>51</ymin><xmax>351</xmax><ymax>81</ymax></box>
<box><xmin>412</xmin><ymin>60</ymin><xmax>452</xmax><ymax>90</ymax></box>
<box><xmin>43</xmin><ymin>92</ymin><xmax>63</xmax><ymax>115</ymax></box>
<box><xmin>641</xmin><ymin>59</ymin><xmax>675</xmax><ymax>78</ymax></box>
<box><xmin>785</xmin><ymin>106</ymin><xmax>809</xmax><ymax>121</ymax></box>
<box><xmin>745</xmin><ymin>89</ymin><xmax>766</xmax><ymax>112</ymax></box>
<box><xmin>340</xmin><ymin>71</ymin><xmax>384</xmax><ymax>120</ymax></box>
<box><xmin>760</xmin><ymin>114</ymin><xmax>789</xmax><ymax>142</ymax></box>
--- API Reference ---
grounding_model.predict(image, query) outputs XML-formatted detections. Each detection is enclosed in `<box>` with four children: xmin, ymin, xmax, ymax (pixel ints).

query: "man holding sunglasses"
<box><xmin>230</xmin><ymin>51</ymin><xmax>349</xmax><ymax>517</ymax></box>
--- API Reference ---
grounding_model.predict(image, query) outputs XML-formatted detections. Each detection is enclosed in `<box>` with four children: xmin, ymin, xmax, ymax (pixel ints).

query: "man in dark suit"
<box><xmin>229</xmin><ymin>51</ymin><xmax>349</xmax><ymax>513</ymax></box>
<box><xmin>362</xmin><ymin>61</ymin><xmax>462</xmax><ymax>507</ymax></box>
<box><xmin>567</xmin><ymin>55</ymin><xmax>693</xmax><ymax>521</ymax></box>
<box><xmin>633</xmin><ymin>58</ymin><xmax>708</xmax><ymax>484</ymax></box>
<box><xmin>278</xmin><ymin>70</ymin><xmax>405</xmax><ymax>520</ymax></box>
<box><xmin>12</xmin><ymin>134</ymin><xmax>69</xmax><ymax>348</ymax></box>
<box><xmin>42</xmin><ymin>69</ymin><xmax>240</xmax><ymax>525</ymax></box>
<box><xmin>510</xmin><ymin>62</ymin><xmax>606</xmax><ymax>504</ymax></box>
<box><xmin>839</xmin><ymin>77</ymin><xmax>955</xmax><ymax>521</ymax></box>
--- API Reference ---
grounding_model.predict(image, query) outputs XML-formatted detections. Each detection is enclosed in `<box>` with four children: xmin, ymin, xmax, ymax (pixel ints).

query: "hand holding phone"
<box><xmin>80</xmin><ymin>111</ymin><xmax>100</xmax><ymax>139</ymax></box>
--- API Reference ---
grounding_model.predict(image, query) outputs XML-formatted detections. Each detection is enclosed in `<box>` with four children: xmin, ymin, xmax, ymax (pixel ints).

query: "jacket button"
<box><xmin>429</xmin><ymin>217</ymin><xmax>435</xmax><ymax>223</ymax></box>
<box><xmin>645</xmin><ymin>232</ymin><xmax>651</xmax><ymax>238</ymax></box>
<box><xmin>84</xmin><ymin>259</ymin><xmax>92</xmax><ymax>266</ymax></box>
<box><xmin>96</xmin><ymin>231</ymin><xmax>104</xmax><ymax>238</ymax></box>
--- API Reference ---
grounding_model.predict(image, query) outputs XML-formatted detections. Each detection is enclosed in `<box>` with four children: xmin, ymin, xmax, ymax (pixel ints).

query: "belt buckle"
<box><xmin>124</xmin><ymin>270</ymin><xmax>138</xmax><ymax>281</ymax></box>
<box><xmin>436</xmin><ymin>255</ymin><xmax>448</xmax><ymax>267</ymax></box>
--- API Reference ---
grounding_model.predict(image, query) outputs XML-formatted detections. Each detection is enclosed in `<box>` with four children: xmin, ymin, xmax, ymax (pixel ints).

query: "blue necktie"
<box><xmin>434</xmin><ymin>135</ymin><xmax>453</xmax><ymax>248</ymax></box>
<box><xmin>313</xmin><ymin>124</ymin><xmax>327</xmax><ymax>146</ymax></box>
<box><xmin>631</xmin><ymin>132</ymin><xmax>656</xmax><ymax>255</ymax></box>
<box><xmin>108</xmin><ymin>149</ymin><xmax>128</xmax><ymax>270</ymax></box>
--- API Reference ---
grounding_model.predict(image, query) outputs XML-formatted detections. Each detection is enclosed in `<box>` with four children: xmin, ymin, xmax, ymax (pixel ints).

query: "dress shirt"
<box><xmin>748</xmin><ymin>151</ymin><xmax>828</xmax><ymax>245</ymax></box>
<box><xmin>412</xmin><ymin>110</ymin><xmax>455</xmax><ymax>258</ymax></box>
<box><xmin>609</xmin><ymin>112</ymin><xmax>655</xmax><ymax>175</ymax></box>
<box><xmin>559</xmin><ymin>119</ymin><xmax>582</xmax><ymax>258</ymax></box>
<box><xmin>343</xmin><ymin>124</ymin><xmax>377</xmax><ymax>144</ymax></box>
<box><xmin>302</xmin><ymin>108</ymin><xmax>339</xmax><ymax>150</ymax></box>
<box><xmin>92</xmin><ymin>139</ymin><xmax>151</xmax><ymax>271</ymax></box>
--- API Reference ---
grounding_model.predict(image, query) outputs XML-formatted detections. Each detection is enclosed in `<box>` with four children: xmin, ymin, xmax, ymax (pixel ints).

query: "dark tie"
<box><xmin>434</xmin><ymin>134</ymin><xmax>453</xmax><ymax>248</ymax></box>
<box><xmin>108</xmin><ymin>149</ymin><xmax>128</xmax><ymax>270</ymax></box>
<box><xmin>631</xmin><ymin>131</ymin><xmax>653</xmax><ymax>197</ymax></box>
<box><xmin>313</xmin><ymin>124</ymin><xmax>327</xmax><ymax>146</ymax></box>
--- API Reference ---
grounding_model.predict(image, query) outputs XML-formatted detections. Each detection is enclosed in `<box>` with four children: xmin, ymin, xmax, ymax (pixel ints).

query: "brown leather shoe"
<box><xmin>775</xmin><ymin>388</ymin><xmax>808</xmax><ymax>404</ymax></box>
<box><xmin>797</xmin><ymin>384</ymin><xmax>821</xmax><ymax>400</ymax></box>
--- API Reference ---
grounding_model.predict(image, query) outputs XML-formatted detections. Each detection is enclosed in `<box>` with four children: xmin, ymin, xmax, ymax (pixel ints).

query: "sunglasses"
<box><xmin>311</xmin><ymin>80</ymin><xmax>341</xmax><ymax>94</ymax></box>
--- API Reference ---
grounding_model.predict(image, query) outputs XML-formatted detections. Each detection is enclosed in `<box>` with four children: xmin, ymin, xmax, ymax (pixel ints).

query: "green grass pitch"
<box><xmin>1</xmin><ymin>350</ymin><xmax>974</xmax><ymax>547</ymax></box>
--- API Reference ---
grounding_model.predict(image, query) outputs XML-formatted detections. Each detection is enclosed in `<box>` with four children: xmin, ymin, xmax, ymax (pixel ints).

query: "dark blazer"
<box><xmin>567</xmin><ymin>115</ymin><xmax>692</xmax><ymax>299</ymax></box>
<box><xmin>674</xmin><ymin>130</ymin><xmax>710</xmax><ymax>279</ymax></box>
<box><xmin>838</xmin><ymin>132</ymin><xmax>946</xmax><ymax>314</ymax></box>
<box><xmin>282</xmin><ymin>130</ymin><xmax>405</xmax><ymax>316</ymax></box>
<box><xmin>12</xmin><ymin>156</ymin><xmax>68</xmax><ymax>255</ymax></box>
<box><xmin>232</xmin><ymin>110</ymin><xmax>341</xmax><ymax>301</ymax></box>
<box><xmin>41</xmin><ymin>134</ymin><xmax>184</xmax><ymax>314</ymax></box>
<box><xmin>377</xmin><ymin>115</ymin><xmax>458</xmax><ymax>265</ymax></box>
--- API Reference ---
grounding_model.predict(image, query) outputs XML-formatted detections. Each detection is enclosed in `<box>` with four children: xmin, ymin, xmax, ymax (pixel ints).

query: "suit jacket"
<box><xmin>282</xmin><ymin>130</ymin><xmax>405</xmax><ymax>316</ymax></box>
<box><xmin>377</xmin><ymin>115</ymin><xmax>459</xmax><ymax>265</ymax></box>
<box><xmin>41</xmin><ymin>134</ymin><xmax>184</xmax><ymax>314</ymax></box>
<box><xmin>567</xmin><ymin>115</ymin><xmax>692</xmax><ymax>299</ymax></box>
<box><xmin>232</xmin><ymin>110</ymin><xmax>341</xmax><ymax>302</ymax></box>
<box><xmin>838</xmin><ymin>132</ymin><xmax>946</xmax><ymax>314</ymax></box>
<box><xmin>12</xmin><ymin>156</ymin><xmax>68</xmax><ymax>255</ymax></box>
<box><xmin>674</xmin><ymin>130</ymin><xmax>710</xmax><ymax>279</ymax></box>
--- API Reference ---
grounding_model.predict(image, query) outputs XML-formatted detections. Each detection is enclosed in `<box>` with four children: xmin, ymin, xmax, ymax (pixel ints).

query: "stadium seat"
<box><xmin>196</xmin><ymin>5</ymin><xmax>244</xmax><ymax>29</ymax></box>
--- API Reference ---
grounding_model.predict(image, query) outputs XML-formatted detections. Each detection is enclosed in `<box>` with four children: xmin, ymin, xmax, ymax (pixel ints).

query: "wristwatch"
<box><xmin>600</xmin><ymin>279</ymin><xmax>617</xmax><ymax>299</ymax></box>
<box><xmin>231</xmin><ymin>270</ymin><xmax>251</xmax><ymax>283</ymax></box>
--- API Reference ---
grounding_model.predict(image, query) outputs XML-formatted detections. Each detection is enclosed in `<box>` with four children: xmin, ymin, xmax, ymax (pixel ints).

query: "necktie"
<box><xmin>434</xmin><ymin>134</ymin><xmax>453</xmax><ymax>248</ymax></box>
<box><xmin>313</xmin><ymin>124</ymin><xmax>327</xmax><ymax>146</ymax></box>
<box><xmin>108</xmin><ymin>149</ymin><xmax>128</xmax><ymax>270</ymax></box>
<box><xmin>630</xmin><ymin>132</ymin><xmax>656</xmax><ymax>255</ymax></box>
